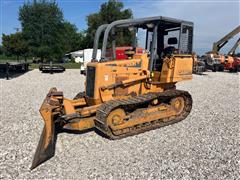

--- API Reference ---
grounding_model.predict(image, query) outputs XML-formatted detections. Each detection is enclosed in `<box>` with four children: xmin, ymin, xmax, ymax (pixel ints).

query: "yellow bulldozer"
<box><xmin>31</xmin><ymin>16</ymin><xmax>194</xmax><ymax>169</ymax></box>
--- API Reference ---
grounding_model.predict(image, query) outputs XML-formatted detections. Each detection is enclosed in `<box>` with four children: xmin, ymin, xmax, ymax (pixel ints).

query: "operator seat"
<box><xmin>154</xmin><ymin>37</ymin><xmax>178</xmax><ymax>71</ymax></box>
<box><xmin>162</xmin><ymin>37</ymin><xmax>178</xmax><ymax>57</ymax></box>
<box><xmin>163</xmin><ymin>46</ymin><xmax>176</xmax><ymax>57</ymax></box>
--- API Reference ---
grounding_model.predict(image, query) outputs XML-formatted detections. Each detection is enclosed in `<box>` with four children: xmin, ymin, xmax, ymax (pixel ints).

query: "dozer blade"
<box><xmin>31</xmin><ymin>88</ymin><xmax>62</xmax><ymax>170</ymax></box>
<box><xmin>30</xmin><ymin>123</ymin><xmax>56</xmax><ymax>170</ymax></box>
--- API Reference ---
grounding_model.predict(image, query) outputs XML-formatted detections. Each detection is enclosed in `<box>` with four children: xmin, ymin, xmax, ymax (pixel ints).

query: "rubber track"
<box><xmin>94</xmin><ymin>90</ymin><xmax>192</xmax><ymax>139</ymax></box>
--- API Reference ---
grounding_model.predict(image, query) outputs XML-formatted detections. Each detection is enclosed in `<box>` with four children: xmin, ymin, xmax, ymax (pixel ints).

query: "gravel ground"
<box><xmin>0</xmin><ymin>70</ymin><xmax>239</xmax><ymax>179</ymax></box>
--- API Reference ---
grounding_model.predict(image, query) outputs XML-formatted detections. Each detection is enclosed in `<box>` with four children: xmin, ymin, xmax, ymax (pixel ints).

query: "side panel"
<box><xmin>160</xmin><ymin>55</ymin><xmax>193</xmax><ymax>83</ymax></box>
<box><xmin>173</xmin><ymin>56</ymin><xmax>193</xmax><ymax>81</ymax></box>
<box><xmin>86</xmin><ymin>53</ymin><xmax>150</xmax><ymax>103</ymax></box>
<box><xmin>115</xmin><ymin>76</ymin><xmax>129</xmax><ymax>95</ymax></box>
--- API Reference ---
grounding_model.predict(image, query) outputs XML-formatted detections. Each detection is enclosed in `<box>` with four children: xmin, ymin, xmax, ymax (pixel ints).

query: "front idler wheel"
<box><xmin>107</xmin><ymin>108</ymin><xmax>126</xmax><ymax>128</ymax></box>
<box><xmin>170</xmin><ymin>96</ymin><xmax>185</xmax><ymax>115</ymax></box>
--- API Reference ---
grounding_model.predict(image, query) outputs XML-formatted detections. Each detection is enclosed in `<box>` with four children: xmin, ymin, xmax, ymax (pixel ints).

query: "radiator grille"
<box><xmin>86</xmin><ymin>66</ymin><xmax>96</xmax><ymax>97</ymax></box>
<box><xmin>179</xmin><ymin>25</ymin><xmax>193</xmax><ymax>54</ymax></box>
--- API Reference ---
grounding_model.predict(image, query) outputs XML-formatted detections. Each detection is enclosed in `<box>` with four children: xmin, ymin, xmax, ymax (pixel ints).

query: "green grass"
<box><xmin>0</xmin><ymin>55</ymin><xmax>17</xmax><ymax>61</ymax></box>
<box><xmin>62</xmin><ymin>63</ymin><xmax>80</xmax><ymax>69</ymax></box>
<box><xmin>0</xmin><ymin>55</ymin><xmax>29</xmax><ymax>61</ymax></box>
<box><xmin>29</xmin><ymin>63</ymin><xmax>38</xmax><ymax>69</ymax></box>
<box><xmin>29</xmin><ymin>62</ymin><xmax>80</xmax><ymax>69</ymax></box>
<box><xmin>0</xmin><ymin>55</ymin><xmax>32</xmax><ymax>63</ymax></box>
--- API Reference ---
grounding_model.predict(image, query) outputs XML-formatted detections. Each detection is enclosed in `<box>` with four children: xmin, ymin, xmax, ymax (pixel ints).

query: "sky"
<box><xmin>0</xmin><ymin>0</ymin><xmax>239</xmax><ymax>55</ymax></box>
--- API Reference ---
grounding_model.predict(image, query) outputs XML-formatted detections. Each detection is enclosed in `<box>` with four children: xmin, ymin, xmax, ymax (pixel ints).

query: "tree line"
<box><xmin>0</xmin><ymin>0</ymin><xmax>132</xmax><ymax>62</ymax></box>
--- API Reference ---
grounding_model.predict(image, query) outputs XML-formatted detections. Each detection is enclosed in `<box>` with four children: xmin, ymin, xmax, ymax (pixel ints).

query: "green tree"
<box><xmin>2</xmin><ymin>32</ymin><xmax>29</xmax><ymax>60</ymax></box>
<box><xmin>60</xmin><ymin>22</ymin><xmax>86</xmax><ymax>53</ymax></box>
<box><xmin>19</xmin><ymin>0</ymin><xmax>64</xmax><ymax>61</ymax></box>
<box><xmin>84</xmin><ymin>0</ymin><xmax>133</xmax><ymax>48</ymax></box>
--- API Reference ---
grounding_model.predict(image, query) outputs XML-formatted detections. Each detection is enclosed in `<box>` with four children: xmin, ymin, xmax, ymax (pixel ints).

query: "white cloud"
<box><xmin>126</xmin><ymin>0</ymin><xmax>240</xmax><ymax>55</ymax></box>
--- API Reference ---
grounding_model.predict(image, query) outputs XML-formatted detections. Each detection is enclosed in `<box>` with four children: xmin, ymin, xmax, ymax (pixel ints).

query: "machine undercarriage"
<box><xmin>95</xmin><ymin>90</ymin><xmax>192</xmax><ymax>139</ymax></box>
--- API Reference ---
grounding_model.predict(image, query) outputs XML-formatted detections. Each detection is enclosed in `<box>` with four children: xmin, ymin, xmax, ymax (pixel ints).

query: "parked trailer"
<box><xmin>0</xmin><ymin>61</ymin><xmax>29</xmax><ymax>79</ymax></box>
<box><xmin>67</xmin><ymin>49</ymin><xmax>101</xmax><ymax>74</ymax></box>
<box><xmin>79</xmin><ymin>49</ymin><xmax>101</xmax><ymax>74</ymax></box>
<box><xmin>39</xmin><ymin>62</ymin><xmax>65</xmax><ymax>74</ymax></box>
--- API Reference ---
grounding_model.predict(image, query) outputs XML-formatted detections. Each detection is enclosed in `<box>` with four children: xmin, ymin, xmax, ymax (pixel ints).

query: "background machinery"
<box><xmin>192</xmin><ymin>53</ymin><xmax>206</xmax><ymax>75</ymax></box>
<box><xmin>204</xmin><ymin>26</ymin><xmax>240</xmax><ymax>72</ymax></box>
<box><xmin>224</xmin><ymin>38</ymin><xmax>240</xmax><ymax>72</ymax></box>
<box><xmin>31</xmin><ymin>16</ymin><xmax>194</xmax><ymax>169</ymax></box>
